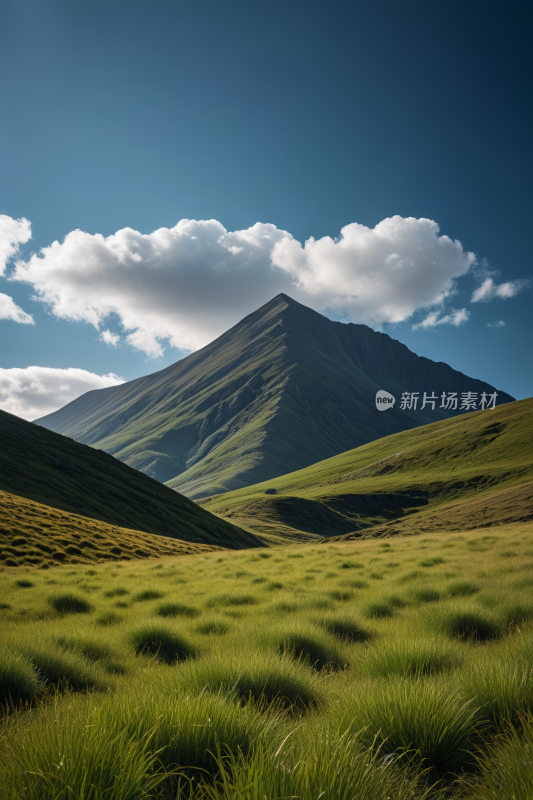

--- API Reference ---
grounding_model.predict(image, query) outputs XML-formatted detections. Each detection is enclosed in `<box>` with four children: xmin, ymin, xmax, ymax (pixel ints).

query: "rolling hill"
<box><xmin>0</xmin><ymin>409</ymin><xmax>261</xmax><ymax>568</ymax></box>
<box><xmin>34</xmin><ymin>294</ymin><xmax>514</xmax><ymax>500</ymax></box>
<box><xmin>201</xmin><ymin>397</ymin><xmax>533</xmax><ymax>543</ymax></box>
<box><xmin>0</xmin><ymin>489</ymin><xmax>223</xmax><ymax>568</ymax></box>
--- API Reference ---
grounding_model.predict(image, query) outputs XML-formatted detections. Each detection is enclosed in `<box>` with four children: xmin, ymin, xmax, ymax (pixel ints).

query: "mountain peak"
<box><xmin>251</xmin><ymin>292</ymin><xmax>298</xmax><ymax>315</ymax></box>
<box><xmin>36</xmin><ymin>296</ymin><xmax>515</xmax><ymax>500</ymax></box>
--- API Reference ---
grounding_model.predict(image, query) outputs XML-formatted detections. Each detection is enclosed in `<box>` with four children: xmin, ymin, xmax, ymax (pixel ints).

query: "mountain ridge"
<box><xmin>35</xmin><ymin>294</ymin><xmax>514</xmax><ymax>499</ymax></box>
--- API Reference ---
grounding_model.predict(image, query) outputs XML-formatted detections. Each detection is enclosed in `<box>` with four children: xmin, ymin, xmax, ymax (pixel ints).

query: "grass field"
<box><xmin>2</xmin><ymin>519</ymin><xmax>533</xmax><ymax>797</ymax></box>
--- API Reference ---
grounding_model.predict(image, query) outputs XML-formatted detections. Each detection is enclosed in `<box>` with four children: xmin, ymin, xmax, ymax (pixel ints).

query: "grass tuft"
<box><xmin>359</xmin><ymin>638</ymin><xmax>463</xmax><ymax>679</ymax></box>
<box><xmin>446</xmin><ymin>581</ymin><xmax>480</xmax><ymax>597</ymax></box>
<box><xmin>0</xmin><ymin>648</ymin><xmax>43</xmax><ymax>706</ymax></box>
<box><xmin>363</xmin><ymin>599</ymin><xmax>394</xmax><ymax>619</ymax></box>
<box><xmin>55</xmin><ymin>635</ymin><xmax>113</xmax><ymax>663</ymax></box>
<box><xmin>48</xmin><ymin>593</ymin><xmax>93</xmax><ymax>614</ymax></box>
<box><xmin>19</xmin><ymin>641</ymin><xmax>108</xmax><ymax>691</ymax></box>
<box><xmin>129</xmin><ymin>624</ymin><xmax>196</xmax><ymax>664</ymax></box>
<box><xmin>196</xmin><ymin>618</ymin><xmax>232</xmax><ymax>636</ymax></box>
<box><xmin>155</xmin><ymin>601</ymin><xmax>200</xmax><ymax>618</ymax></box>
<box><xmin>96</xmin><ymin>611</ymin><xmax>123</xmax><ymax>626</ymax></box>
<box><xmin>103</xmin><ymin>587</ymin><xmax>129</xmax><ymax>598</ymax></box>
<box><xmin>261</xmin><ymin>624</ymin><xmax>347</xmax><ymax>670</ymax></box>
<box><xmin>328</xmin><ymin>589</ymin><xmax>353</xmax><ymax>601</ymax></box>
<box><xmin>503</xmin><ymin>601</ymin><xmax>533</xmax><ymax>627</ymax></box>
<box><xmin>313</xmin><ymin>614</ymin><xmax>372</xmax><ymax>643</ymax></box>
<box><xmin>411</xmin><ymin>587</ymin><xmax>441</xmax><ymax>603</ymax></box>
<box><xmin>119</xmin><ymin>688</ymin><xmax>281</xmax><ymax>786</ymax></box>
<box><xmin>337</xmin><ymin>677</ymin><xmax>479</xmax><ymax>774</ymax></box>
<box><xmin>470</xmin><ymin>715</ymin><xmax>533</xmax><ymax>798</ymax></box>
<box><xmin>176</xmin><ymin>650</ymin><xmax>321</xmax><ymax>709</ymax></box>
<box><xmin>431</xmin><ymin>604</ymin><xmax>503</xmax><ymax>641</ymax></box>
<box><xmin>202</xmin><ymin>729</ymin><xmax>435</xmax><ymax>800</ymax></box>
<box><xmin>420</xmin><ymin>557</ymin><xmax>446</xmax><ymax>567</ymax></box>
<box><xmin>1</xmin><ymin>699</ymin><xmax>164</xmax><ymax>799</ymax></box>
<box><xmin>133</xmin><ymin>589</ymin><xmax>164</xmax><ymax>602</ymax></box>
<box><xmin>206</xmin><ymin>593</ymin><xmax>259</xmax><ymax>608</ymax></box>
<box><xmin>461</xmin><ymin>659</ymin><xmax>533</xmax><ymax>725</ymax></box>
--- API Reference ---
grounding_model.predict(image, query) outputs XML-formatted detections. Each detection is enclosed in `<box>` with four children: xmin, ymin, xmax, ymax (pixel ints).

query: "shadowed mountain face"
<box><xmin>35</xmin><ymin>294</ymin><xmax>514</xmax><ymax>499</ymax></box>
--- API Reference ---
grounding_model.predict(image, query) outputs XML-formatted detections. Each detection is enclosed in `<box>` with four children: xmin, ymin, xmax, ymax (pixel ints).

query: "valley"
<box><xmin>1</xmin><ymin>296</ymin><xmax>531</xmax><ymax>800</ymax></box>
<box><xmin>203</xmin><ymin>396</ymin><xmax>533</xmax><ymax>543</ymax></box>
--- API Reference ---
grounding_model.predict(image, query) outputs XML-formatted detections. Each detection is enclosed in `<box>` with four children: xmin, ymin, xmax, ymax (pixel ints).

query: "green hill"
<box><xmin>34</xmin><ymin>294</ymin><xmax>513</xmax><ymax>500</ymax></box>
<box><xmin>0</xmin><ymin>488</ymin><xmax>223</xmax><ymax>568</ymax></box>
<box><xmin>202</xmin><ymin>398</ymin><xmax>533</xmax><ymax>542</ymax></box>
<box><xmin>0</xmin><ymin>410</ymin><xmax>261</xmax><ymax>560</ymax></box>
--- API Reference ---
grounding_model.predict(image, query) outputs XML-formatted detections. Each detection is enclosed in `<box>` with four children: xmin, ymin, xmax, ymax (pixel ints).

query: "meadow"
<box><xmin>2</xmin><ymin>521</ymin><xmax>533</xmax><ymax>798</ymax></box>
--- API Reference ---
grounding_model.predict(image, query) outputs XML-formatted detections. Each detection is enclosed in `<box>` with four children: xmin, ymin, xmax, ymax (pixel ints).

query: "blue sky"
<box><xmin>0</xmin><ymin>0</ymin><xmax>531</xmax><ymax>419</ymax></box>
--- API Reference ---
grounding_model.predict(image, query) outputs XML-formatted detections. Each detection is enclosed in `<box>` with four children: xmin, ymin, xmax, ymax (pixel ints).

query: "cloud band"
<box><xmin>10</xmin><ymin>215</ymin><xmax>478</xmax><ymax>356</ymax></box>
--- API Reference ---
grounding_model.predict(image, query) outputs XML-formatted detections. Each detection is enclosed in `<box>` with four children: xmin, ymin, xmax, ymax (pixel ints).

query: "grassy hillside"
<box><xmin>2</xmin><ymin>521</ymin><xmax>533</xmax><ymax>797</ymax></box>
<box><xmin>0</xmin><ymin>410</ymin><xmax>261</xmax><ymax>551</ymax></box>
<box><xmin>36</xmin><ymin>294</ymin><xmax>513</xmax><ymax>499</ymax></box>
<box><xmin>0</xmin><ymin>489</ymin><xmax>221</xmax><ymax>568</ymax></box>
<box><xmin>203</xmin><ymin>397</ymin><xmax>533</xmax><ymax>541</ymax></box>
<box><xmin>323</xmin><ymin>477</ymin><xmax>533</xmax><ymax>544</ymax></box>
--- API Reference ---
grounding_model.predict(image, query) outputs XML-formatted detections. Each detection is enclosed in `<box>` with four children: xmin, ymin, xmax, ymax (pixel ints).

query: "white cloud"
<box><xmin>11</xmin><ymin>219</ymin><xmax>293</xmax><ymax>355</ymax></box>
<box><xmin>487</xmin><ymin>320</ymin><xmax>505</xmax><ymax>328</ymax></box>
<box><xmin>271</xmin><ymin>216</ymin><xmax>476</xmax><ymax>325</ymax></box>
<box><xmin>10</xmin><ymin>216</ymin><xmax>477</xmax><ymax>356</ymax></box>
<box><xmin>471</xmin><ymin>276</ymin><xmax>531</xmax><ymax>302</ymax></box>
<box><xmin>412</xmin><ymin>307</ymin><xmax>470</xmax><ymax>330</ymax></box>
<box><xmin>99</xmin><ymin>329</ymin><xmax>120</xmax><ymax>347</ymax></box>
<box><xmin>0</xmin><ymin>214</ymin><xmax>31</xmax><ymax>275</ymax></box>
<box><xmin>0</xmin><ymin>366</ymin><xmax>124</xmax><ymax>421</ymax></box>
<box><xmin>0</xmin><ymin>292</ymin><xmax>34</xmax><ymax>324</ymax></box>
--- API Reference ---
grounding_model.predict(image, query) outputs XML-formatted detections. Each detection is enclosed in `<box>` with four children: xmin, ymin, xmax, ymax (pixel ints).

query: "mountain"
<box><xmin>35</xmin><ymin>294</ymin><xmax>515</xmax><ymax>500</ymax></box>
<box><xmin>201</xmin><ymin>397</ymin><xmax>533</xmax><ymax>543</ymax></box>
<box><xmin>0</xmin><ymin>410</ymin><xmax>261</xmax><ymax>562</ymax></box>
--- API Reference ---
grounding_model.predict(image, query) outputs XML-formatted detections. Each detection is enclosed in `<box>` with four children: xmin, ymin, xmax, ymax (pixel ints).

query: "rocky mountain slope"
<box><xmin>35</xmin><ymin>294</ymin><xmax>514</xmax><ymax>499</ymax></box>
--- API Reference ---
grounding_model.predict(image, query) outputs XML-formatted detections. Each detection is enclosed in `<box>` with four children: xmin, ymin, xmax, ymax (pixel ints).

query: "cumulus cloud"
<box><xmin>0</xmin><ymin>367</ymin><xmax>124</xmax><ymax>421</ymax></box>
<box><xmin>0</xmin><ymin>292</ymin><xmax>34</xmax><ymax>324</ymax></box>
<box><xmin>487</xmin><ymin>320</ymin><xmax>505</xmax><ymax>328</ymax></box>
<box><xmin>0</xmin><ymin>214</ymin><xmax>31</xmax><ymax>275</ymax></box>
<box><xmin>99</xmin><ymin>329</ymin><xmax>120</xmax><ymax>347</ymax></box>
<box><xmin>471</xmin><ymin>276</ymin><xmax>531</xmax><ymax>302</ymax></box>
<box><xmin>11</xmin><ymin>219</ymin><xmax>293</xmax><ymax>356</ymax></box>
<box><xmin>412</xmin><ymin>307</ymin><xmax>470</xmax><ymax>330</ymax></box>
<box><xmin>272</xmin><ymin>217</ymin><xmax>476</xmax><ymax>326</ymax></box>
<box><xmin>10</xmin><ymin>216</ymin><xmax>477</xmax><ymax>356</ymax></box>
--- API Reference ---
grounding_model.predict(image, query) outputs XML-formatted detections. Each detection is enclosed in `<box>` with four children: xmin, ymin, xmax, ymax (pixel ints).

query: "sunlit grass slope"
<box><xmin>0</xmin><ymin>409</ymin><xmax>261</xmax><ymax>553</ymax></box>
<box><xmin>2</xmin><ymin>521</ymin><xmax>533</xmax><ymax>798</ymax></box>
<box><xmin>203</xmin><ymin>397</ymin><xmax>533</xmax><ymax>540</ymax></box>
<box><xmin>0</xmin><ymin>488</ymin><xmax>221</xmax><ymax>569</ymax></box>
